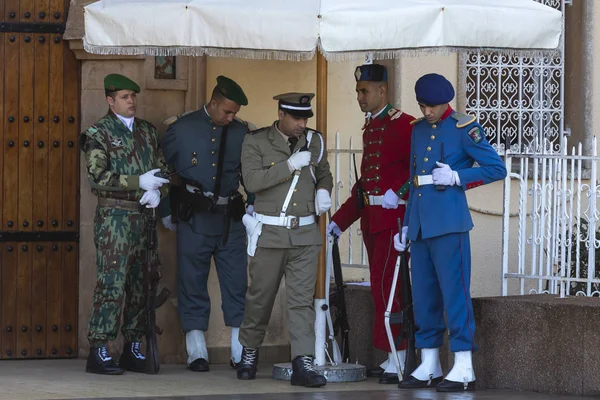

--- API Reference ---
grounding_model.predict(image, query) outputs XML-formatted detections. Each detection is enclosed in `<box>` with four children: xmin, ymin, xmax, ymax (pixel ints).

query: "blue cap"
<box><xmin>354</xmin><ymin>64</ymin><xmax>388</xmax><ymax>82</ymax></box>
<box><xmin>414</xmin><ymin>73</ymin><xmax>455</xmax><ymax>106</ymax></box>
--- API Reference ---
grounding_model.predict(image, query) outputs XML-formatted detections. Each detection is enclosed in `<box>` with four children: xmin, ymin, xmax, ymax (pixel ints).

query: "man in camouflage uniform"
<box><xmin>237</xmin><ymin>93</ymin><xmax>333</xmax><ymax>388</ymax></box>
<box><xmin>79</xmin><ymin>74</ymin><xmax>170</xmax><ymax>375</ymax></box>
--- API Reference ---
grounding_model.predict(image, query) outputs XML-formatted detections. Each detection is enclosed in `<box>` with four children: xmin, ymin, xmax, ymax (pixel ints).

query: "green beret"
<box><xmin>216</xmin><ymin>75</ymin><xmax>248</xmax><ymax>106</ymax></box>
<box><xmin>104</xmin><ymin>74</ymin><xmax>141</xmax><ymax>93</ymax></box>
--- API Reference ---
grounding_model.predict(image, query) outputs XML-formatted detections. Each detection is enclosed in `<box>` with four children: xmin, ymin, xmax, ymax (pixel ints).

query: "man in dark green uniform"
<box><xmin>80</xmin><ymin>74</ymin><xmax>170</xmax><ymax>375</ymax></box>
<box><xmin>161</xmin><ymin>76</ymin><xmax>254</xmax><ymax>372</ymax></box>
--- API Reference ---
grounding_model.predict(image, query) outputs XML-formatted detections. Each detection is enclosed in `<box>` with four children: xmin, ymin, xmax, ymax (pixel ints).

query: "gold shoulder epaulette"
<box><xmin>162</xmin><ymin>110</ymin><xmax>195</xmax><ymax>126</ymax></box>
<box><xmin>451</xmin><ymin>112</ymin><xmax>477</xmax><ymax>128</ymax></box>
<box><xmin>410</xmin><ymin>117</ymin><xmax>424</xmax><ymax>125</ymax></box>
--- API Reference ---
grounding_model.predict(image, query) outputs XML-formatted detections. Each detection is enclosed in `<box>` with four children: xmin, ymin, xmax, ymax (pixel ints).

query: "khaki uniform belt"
<box><xmin>98</xmin><ymin>198</ymin><xmax>140</xmax><ymax>211</ymax></box>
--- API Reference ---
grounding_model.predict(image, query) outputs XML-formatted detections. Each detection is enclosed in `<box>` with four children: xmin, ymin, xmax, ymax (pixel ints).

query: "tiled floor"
<box><xmin>0</xmin><ymin>359</ymin><xmax>592</xmax><ymax>400</ymax></box>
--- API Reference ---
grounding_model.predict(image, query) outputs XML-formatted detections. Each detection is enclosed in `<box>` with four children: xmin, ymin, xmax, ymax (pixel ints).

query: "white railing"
<box><xmin>502</xmin><ymin>137</ymin><xmax>600</xmax><ymax>297</ymax></box>
<box><xmin>331</xmin><ymin>131</ymin><xmax>369</xmax><ymax>269</ymax></box>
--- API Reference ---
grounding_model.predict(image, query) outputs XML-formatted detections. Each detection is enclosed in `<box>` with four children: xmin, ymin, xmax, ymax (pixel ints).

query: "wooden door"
<box><xmin>0</xmin><ymin>0</ymin><xmax>79</xmax><ymax>359</ymax></box>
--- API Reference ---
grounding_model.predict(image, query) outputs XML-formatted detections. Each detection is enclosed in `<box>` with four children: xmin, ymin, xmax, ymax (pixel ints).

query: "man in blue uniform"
<box><xmin>394</xmin><ymin>73</ymin><xmax>507</xmax><ymax>392</ymax></box>
<box><xmin>160</xmin><ymin>76</ymin><xmax>254</xmax><ymax>372</ymax></box>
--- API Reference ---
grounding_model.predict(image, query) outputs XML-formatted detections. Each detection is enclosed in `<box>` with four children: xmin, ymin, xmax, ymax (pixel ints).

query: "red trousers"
<box><xmin>363</xmin><ymin>228</ymin><xmax>406</xmax><ymax>352</ymax></box>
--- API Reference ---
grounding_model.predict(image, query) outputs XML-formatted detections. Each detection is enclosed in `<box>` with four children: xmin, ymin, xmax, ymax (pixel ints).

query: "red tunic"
<box><xmin>332</xmin><ymin>104</ymin><xmax>414</xmax><ymax>353</ymax></box>
<box><xmin>333</xmin><ymin>104</ymin><xmax>414</xmax><ymax>234</ymax></box>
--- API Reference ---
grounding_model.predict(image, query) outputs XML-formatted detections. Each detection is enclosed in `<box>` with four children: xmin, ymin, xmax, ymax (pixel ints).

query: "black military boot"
<box><xmin>119</xmin><ymin>341</ymin><xmax>147</xmax><ymax>373</ymax></box>
<box><xmin>237</xmin><ymin>347</ymin><xmax>259</xmax><ymax>380</ymax></box>
<box><xmin>86</xmin><ymin>345</ymin><xmax>125</xmax><ymax>375</ymax></box>
<box><xmin>290</xmin><ymin>356</ymin><xmax>327</xmax><ymax>388</ymax></box>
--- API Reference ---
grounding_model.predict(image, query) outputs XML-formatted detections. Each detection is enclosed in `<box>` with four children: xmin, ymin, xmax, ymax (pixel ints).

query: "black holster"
<box><xmin>355</xmin><ymin>184</ymin><xmax>365</xmax><ymax>210</ymax></box>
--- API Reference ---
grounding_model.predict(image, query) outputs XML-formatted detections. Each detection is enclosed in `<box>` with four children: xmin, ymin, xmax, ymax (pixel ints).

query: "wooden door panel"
<box><xmin>33</xmin><ymin>33</ymin><xmax>50</xmax><ymax>232</ymax></box>
<box><xmin>61</xmin><ymin>242</ymin><xmax>77</xmax><ymax>357</ymax></box>
<box><xmin>18</xmin><ymin>33</ymin><xmax>34</xmax><ymax>232</ymax></box>
<box><xmin>46</xmin><ymin>243</ymin><xmax>62</xmax><ymax>357</ymax></box>
<box><xmin>1</xmin><ymin>243</ymin><xmax>17</xmax><ymax>358</ymax></box>
<box><xmin>31</xmin><ymin>243</ymin><xmax>47</xmax><ymax>357</ymax></box>
<box><xmin>4</xmin><ymin>34</ymin><xmax>20</xmax><ymax>232</ymax></box>
<box><xmin>0</xmin><ymin>1</ymin><xmax>80</xmax><ymax>359</ymax></box>
<box><xmin>62</xmin><ymin>45</ymin><xmax>78</xmax><ymax>231</ymax></box>
<box><xmin>48</xmin><ymin>34</ymin><xmax>64</xmax><ymax>231</ymax></box>
<box><xmin>48</xmin><ymin>0</ymin><xmax>65</xmax><ymax>23</ymax></box>
<box><xmin>35</xmin><ymin>0</ymin><xmax>50</xmax><ymax>23</ymax></box>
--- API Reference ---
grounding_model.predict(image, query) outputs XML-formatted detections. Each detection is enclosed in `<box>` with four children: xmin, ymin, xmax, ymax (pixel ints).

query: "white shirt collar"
<box><xmin>366</xmin><ymin>105</ymin><xmax>387</xmax><ymax>120</ymax></box>
<box><xmin>116</xmin><ymin>113</ymin><xmax>134</xmax><ymax>131</ymax></box>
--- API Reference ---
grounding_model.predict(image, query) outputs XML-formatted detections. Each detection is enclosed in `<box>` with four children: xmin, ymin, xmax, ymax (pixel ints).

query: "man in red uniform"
<box><xmin>328</xmin><ymin>63</ymin><xmax>414</xmax><ymax>384</ymax></box>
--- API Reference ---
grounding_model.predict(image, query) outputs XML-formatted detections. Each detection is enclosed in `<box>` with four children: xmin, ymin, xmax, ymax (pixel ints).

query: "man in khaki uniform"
<box><xmin>237</xmin><ymin>93</ymin><xmax>333</xmax><ymax>388</ymax></box>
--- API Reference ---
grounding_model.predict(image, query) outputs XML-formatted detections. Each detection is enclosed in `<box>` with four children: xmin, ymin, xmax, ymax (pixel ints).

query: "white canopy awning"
<box><xmin>83</xmin><ymin>0</ymin><xmax>562</xmax><ymax>61</ymax></box>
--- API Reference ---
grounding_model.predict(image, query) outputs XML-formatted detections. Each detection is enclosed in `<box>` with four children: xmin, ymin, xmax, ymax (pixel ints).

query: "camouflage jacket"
<box><xmin>79</xmin><ymin>111</ymin><xmax>169</xmax><ymax>201</ymax></box>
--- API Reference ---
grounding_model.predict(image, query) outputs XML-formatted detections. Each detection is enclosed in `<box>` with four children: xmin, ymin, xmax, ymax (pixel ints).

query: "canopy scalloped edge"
<box><xmin>82</xmin><ymin>39</ymin><xmax>561</xmax><ymax>62</ymax></box>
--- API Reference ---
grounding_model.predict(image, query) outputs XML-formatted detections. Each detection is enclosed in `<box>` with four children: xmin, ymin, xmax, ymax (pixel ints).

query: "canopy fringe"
<box><xmin>83</xmin><ymin>39</ymin><xmax>316</xmax><ymax>61</ymax></box>
<box><xmin>83</xmin><ymin>39</ymin><xmax>561</xmax><ymax>62</ymax></box>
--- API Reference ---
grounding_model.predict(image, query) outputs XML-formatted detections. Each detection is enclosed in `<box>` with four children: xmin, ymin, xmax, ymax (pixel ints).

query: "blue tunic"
<box><xmin>405</xmin><ymin>111</ymin><xmax>507</xmax><ymax>352</ymax></box>
<box><xmin>160</xmin><ymin>108</ymin><xmax>250</xmax><ymax>332</ymax></box>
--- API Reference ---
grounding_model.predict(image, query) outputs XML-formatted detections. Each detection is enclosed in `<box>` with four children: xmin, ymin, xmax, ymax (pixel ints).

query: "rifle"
<box><xmin>397</xmin><ymin>218</ymin><xmax>418</xmax><ymax>379</ymax></box>
<box><xmin>144</xmin><ymin>208</ymin><xmax>171</xmax><ymax>374</ymax></box>
<box><xmin>329</xmin><ymin>232</ymin><xmax>350</xmax><ymax>362</ymax></box>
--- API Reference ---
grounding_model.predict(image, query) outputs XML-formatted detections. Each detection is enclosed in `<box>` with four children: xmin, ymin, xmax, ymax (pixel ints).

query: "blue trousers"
<box><xmin>410</xmin><ymin>232</ymin><xmax>477</xmax><ymax>352</ymax></box>
<box><xmin>177</xmin><ymin>219</ymin><xmax>247</xmax><ymax>332</ymax></box>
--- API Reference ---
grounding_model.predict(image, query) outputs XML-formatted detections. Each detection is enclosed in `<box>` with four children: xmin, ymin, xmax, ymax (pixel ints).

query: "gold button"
<box><xmin>421</xmin><ymin>170</ymin><xmax>425</xmax><ymax>173</ymax></box>
<box><xmin>293</xmin><ymin>202</ymin><xmax>297</xmax><ymax>206</ymax></box>
<box><xmin>212</xmin><ymin>151</ymin><xmax>215</xmax><ymax>155</ymax></box>
<box><xmin>424</xmin><ymin>157</ymin><xmax>429</xmax><ymax>162</ymax></box>
<box><xmin>212</xmin><ymin>176</ymin><xmax>216</xmax><ymax>180</ymax></box>
<box><xmin>431</xmin><ymin>135</ymin><xmax>435</xmax><ymax>140</ymax></box>
<box><xmin>211</xmin><ymin>138</ymin><xmax>216</xmax><ymax>142</ymax></box>
<box><xmin>427</xmin><ymin>146</ymin><xmax>431</xmax><ymax>151</ymax></box>
<box><xmin>212</xmin><ymin>127</ymin><xmax>216</xmax><ymax>130</ymax></box>
<box><xmin>432</xmin><ymin>124</ymin><xmax>437</xmax><ymax>129</ymax></box>
<box><xmin>418</xmin><ymin>193</ymin><xmax>422</xmax><ymax>197</ymax></box>
<box><xmin>294</xmin><ymin>189</ymin><xmax>297</xmax><ymax>192</ymax></box>
<box><xmin>271</xmin><ymin>162</ymin><xmax>275</xmax><ymax>165</ymax></box>
<box><xmin>212</xmin><ymin>163</ymin><xmax>216</xmax><ymax>167</ymax></box>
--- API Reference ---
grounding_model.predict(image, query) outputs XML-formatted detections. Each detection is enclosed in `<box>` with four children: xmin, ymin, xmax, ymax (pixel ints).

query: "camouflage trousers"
<box><xmin>87</xmin><ymin>206</ymin><xmax>158</xmax><ymax>345</ymax></box>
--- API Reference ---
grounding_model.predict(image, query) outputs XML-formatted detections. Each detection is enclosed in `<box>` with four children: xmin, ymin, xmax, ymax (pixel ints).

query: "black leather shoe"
<box><xmin>119</xmin><ymin>342</ymin><xmax>147</xmax><ymax>373</ymax></box>
<box><xmin>378</xmin><ymin>372</ymin><xmax>400</xmax><ymax>384</ymax></box>
<box><xmin>86</xmin><ymin>346</ymin><xmax>125</xmax><ymax>375</ymax></box>
<box><xmin>398</xmin><ymin>374</ymin><xmax>443</xmax><ymax>389</ymax></box>
<box><xmin>367</xmin><ymin>366</ymin><xmax>384</xmax><ymax>378</ymax></box>
<box><xmin>290</xmin><ymin>356</ymin><xmax>327</xmax><ymax>388</ymax></box>
<box><xmin>436</xmin><ymin>379</ymin><xmax>476</xmax><ymax>392</ymax></box>
<box><xmin>188</xmin><ymin>358</ymin><xmax>210</xmax><ymax>372</ymax></box>
<box><xmin>237</xmin><ymin>347</ymin><xmax>259</xmax><ymax>380</ymax></box>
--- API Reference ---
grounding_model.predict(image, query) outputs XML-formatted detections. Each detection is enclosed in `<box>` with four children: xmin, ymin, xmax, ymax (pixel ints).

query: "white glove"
<box><xmin>432</xmin><ymin>162</ymin><xmax>461</xmax><ymax>186</ymax></box>
<box><xmin>327</xmin><ymin>221</ymin><xmax>342</xmax><ymax>237</ymax></box>
<box><xmin>393</xmin><ymin>226</ymin><xmax>408</xmax><ymax>252</ymax></box>
<box><xmin>381</xmin><ymin>189</ymin><xmax>399</xmax><ymax>209</ymax></box>
<box><xmin>246</xmin><ymin>204</ymin><xmax>254</xmax><ymax>216</ymax></box>
<box><xmin>161</xmin><ymin>215</ymin><xmax>177</xmax><ymax>232</ymax></box>
<box><xmin>139</xmin><ymin>189</ymin><xmax>161</xmax><ymax>209</ymax></box>
<box><xmin>287</xmin><ymin>151</ymin><xmax>311</xmax><ymax>171</ymax></box>
<box><xmin>139</xmin><ymin>168</ymin><xmax>169</xmax><ymax>191</ymax></box>
<box><xmin>315</xmin><ymin>189</ymin><xmax>332</xmax><ymax>216</ymax></box>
